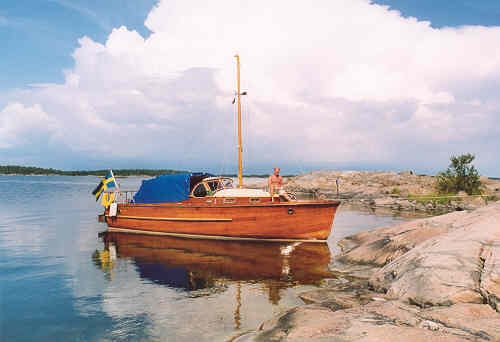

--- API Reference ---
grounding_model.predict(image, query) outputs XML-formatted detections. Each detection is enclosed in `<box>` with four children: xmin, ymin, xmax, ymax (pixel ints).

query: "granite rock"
<box><xmin>244</xmin><ymin>301</ymin><xmax>500</xmax><ymax>342</ymax></box>
<box><xmin>369</xmin><ymin>203</ymin><xmax>500</xmax><ymax>309</ymax></box>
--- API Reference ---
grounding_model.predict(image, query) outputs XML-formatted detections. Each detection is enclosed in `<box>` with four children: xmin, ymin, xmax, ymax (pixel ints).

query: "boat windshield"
<box><xmin>221</xmin><ymin>178</ymin><xmax>233</xmax><ymax>189</ymax></box>
<box><xmin>206</xmin><ymin>180</ymin><xmax>222</xmax><ymax>191</ymax></box>
<box><xmin>191</xmin><ymin>177</ymin><xmax>234</xmax><ymax>197</ymax></box>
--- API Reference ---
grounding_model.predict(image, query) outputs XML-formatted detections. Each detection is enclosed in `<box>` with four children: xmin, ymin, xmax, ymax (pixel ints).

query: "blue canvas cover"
<box><xmin>133</xmin><ymin>172</ymin><xmax>215</xmax><ymax>204</ymax></box>
<box><xmin>133</xmin><ymin>173</ymin><xmax>191</xmax><ymax>203</ymax></box>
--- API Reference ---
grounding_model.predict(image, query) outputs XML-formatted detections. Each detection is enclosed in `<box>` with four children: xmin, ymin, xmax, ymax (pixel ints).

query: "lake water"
<box><xmin>0</xmin><ymin>176</ymin><xmax>415</xmax><ymax>342</ymax></box>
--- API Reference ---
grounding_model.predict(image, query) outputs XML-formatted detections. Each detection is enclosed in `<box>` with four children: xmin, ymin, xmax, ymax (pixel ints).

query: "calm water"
<box><xmin>0</xmin><ymin>176</ymin><xmax>413</xmax><ymax>342</ymax></box>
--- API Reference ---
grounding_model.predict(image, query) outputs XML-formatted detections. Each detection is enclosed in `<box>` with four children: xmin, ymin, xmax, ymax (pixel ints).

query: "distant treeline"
<box><xmin>0</xmin><ymin>165</ymin><xmax>285</xmax><ymax>177</ymax></box>
<box><xmin>0</xmin><ymin>165</ymin><xmax>185</xmax><ymax>177</ymax></box>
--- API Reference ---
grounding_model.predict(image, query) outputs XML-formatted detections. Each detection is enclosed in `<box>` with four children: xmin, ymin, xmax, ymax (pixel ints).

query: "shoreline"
<box><xmin>236</xmin><ymin>202</ymin><xmax>500</xmax><ymax>341</ymax></box>
<box><xmin>284</xmin><ymin>170</ymin><xmax>500</xmax><ymax>214</ymax></box>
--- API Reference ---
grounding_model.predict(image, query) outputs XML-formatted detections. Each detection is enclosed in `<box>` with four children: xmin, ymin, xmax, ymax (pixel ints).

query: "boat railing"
<box><xmin>113</xmin><ymin>190</ymin><xmax>137</xmax><ymax>204</ymax></box>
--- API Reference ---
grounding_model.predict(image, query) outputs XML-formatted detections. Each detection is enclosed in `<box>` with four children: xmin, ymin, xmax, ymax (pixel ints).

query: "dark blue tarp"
<box><xmin>133</xmin><ymin>172</ymin><xmax>215</xmax><ymax>203</ymax></box>
<box><xmin>133</xmin><ymin>173</ymin><xmax>191</xmax><ymax>203</ymax></box>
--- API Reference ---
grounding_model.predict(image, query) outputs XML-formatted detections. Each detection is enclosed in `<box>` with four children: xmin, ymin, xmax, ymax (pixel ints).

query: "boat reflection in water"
<box><xmin>97</xmin><ymin>231</ymin><xmax>333</xmax><ymax>304</ymax></box>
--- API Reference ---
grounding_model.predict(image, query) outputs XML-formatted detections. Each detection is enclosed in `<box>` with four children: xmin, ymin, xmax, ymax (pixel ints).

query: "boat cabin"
<box><xmin>190</xmin><ymin>177</ymin><xmax>233</xmax><ymax>197</ymax></box>
<box><xmin>190</xmin><ymin>176</ymin><xmax>274</xmax><ymax>199</ymax></box>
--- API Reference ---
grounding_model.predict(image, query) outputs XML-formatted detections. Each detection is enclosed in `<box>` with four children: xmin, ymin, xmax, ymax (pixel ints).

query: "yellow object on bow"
<box><xmin>101</xmin><ymin>192</ymin><xmax>115</xmax><ymax>208</ymax></box>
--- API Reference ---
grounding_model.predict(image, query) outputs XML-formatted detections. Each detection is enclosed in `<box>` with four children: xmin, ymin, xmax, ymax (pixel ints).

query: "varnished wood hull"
<box><xmin>104</xmin><ymin>198</ymin><xmax>340</xmax><ymax>241</ymax></box>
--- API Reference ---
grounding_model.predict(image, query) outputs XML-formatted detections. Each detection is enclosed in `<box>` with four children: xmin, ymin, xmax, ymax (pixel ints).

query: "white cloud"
<box><xmin>1</xmin><ymin>0</ymin><xmax>500</xmax><ymax>174</ymax></box>
<box><xmin>0</xmin><ymin>103</ymin><xmax>59</xmax><ymax>148</ymax></box>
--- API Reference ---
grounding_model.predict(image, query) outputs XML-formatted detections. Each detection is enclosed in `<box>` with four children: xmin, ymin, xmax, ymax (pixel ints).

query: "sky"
<box><xmin>1</xmin><ymin>0</ymin><xmax>500</xmax><ymax>176</ymax></box>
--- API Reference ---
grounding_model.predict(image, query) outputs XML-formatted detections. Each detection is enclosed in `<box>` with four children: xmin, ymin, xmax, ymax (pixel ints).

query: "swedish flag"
<box><xmin>92</xmin><ymin>170</ymin><xmax>118</xmax><ymax>201</ymax></box>
<box><xmin>92</xmin><ymin>180</ymin><xmax>104</xmax><ymax>201</ymax></box>
<box><xmin>103</xmin><ymin>170</ymin><xmax>117</xmax><ymax>189</ymax></box>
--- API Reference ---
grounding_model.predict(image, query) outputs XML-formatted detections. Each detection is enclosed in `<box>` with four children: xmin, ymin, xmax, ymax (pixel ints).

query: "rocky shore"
<box><xmin>236</xmin><ymin>202</ymin><xmax>500</xmax><ymax>341</ymax></box>
<box><xmin>284</xmin><ymin>170</ymin><xmax>500</xmax><ymax>213</ymax></box>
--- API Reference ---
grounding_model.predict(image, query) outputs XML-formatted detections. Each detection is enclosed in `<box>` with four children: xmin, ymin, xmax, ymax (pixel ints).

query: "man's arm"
<box><xmin>268</xmin><ymin>176</ymin><xmax>273</xmax><ymax>196</ymax></box>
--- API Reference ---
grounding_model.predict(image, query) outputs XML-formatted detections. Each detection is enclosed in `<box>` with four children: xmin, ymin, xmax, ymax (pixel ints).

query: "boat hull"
<box><xmin>104</xmin><ymin>198</ymin><xmax>340</xmax><ymax>241</ymax></box>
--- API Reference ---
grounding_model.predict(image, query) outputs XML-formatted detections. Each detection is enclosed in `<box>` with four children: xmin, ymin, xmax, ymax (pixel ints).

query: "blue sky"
<box><xmin>374</xmin><ymin>0</ymin><xmax>500</xmax><ymax>27</ymax></box>
<box><xmin>1</xmin><ymin>0</ymin><xmax>156</xmax><ymax>90</ymax></box>
<box><xmin>1</xmin><ymin>0</ymin><xmax>500</xmax><ymax>176</ymax></box>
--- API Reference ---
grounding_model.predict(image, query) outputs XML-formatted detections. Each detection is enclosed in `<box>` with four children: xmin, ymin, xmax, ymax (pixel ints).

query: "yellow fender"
<box><xmin>101</xmin><ymin>192</ymin><xmax>115</xmax><ymax>208</ymax></box>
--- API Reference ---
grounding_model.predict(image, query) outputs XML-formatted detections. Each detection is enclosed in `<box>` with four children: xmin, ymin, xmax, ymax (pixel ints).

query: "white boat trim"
<box><xmin>214</xmin><ymin>188</ymin><xmax>270</xmax><ymax>197</ymax></box>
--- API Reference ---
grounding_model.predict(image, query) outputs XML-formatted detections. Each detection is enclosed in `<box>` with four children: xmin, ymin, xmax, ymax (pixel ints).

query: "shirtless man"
<box><xmin>268</xmin><ymin>167</ymin><xmax>284</xmax><ymax>198</ymax></box>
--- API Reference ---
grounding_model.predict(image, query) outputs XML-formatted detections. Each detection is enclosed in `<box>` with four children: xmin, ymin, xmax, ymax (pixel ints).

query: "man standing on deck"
<box><xmin>268</xmin><ymin>167</ymin><xmax>284</xmax><ymax>199</ymax></box>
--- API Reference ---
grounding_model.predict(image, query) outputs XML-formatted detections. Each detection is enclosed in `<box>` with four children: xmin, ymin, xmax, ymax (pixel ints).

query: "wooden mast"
<box><xmin>235</xmin><ymin>54</ymin><xmax>243</xmax><ymax>188</ymax></box>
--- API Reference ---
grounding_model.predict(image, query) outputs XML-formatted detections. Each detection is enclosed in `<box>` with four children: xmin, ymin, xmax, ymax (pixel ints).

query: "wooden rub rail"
<box><xmin>106</xmin><ymin>215</ymin><xmax>232</xmax><ymax>222</ymax></box>
<box><xmin>107</xmin><ymin>227</ymin><xmax>327</xmax><ymax>243</ymax></box>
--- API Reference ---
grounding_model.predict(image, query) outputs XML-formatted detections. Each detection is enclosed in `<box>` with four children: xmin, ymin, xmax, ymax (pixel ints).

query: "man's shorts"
<box><xmin>271</xmin><ymin>188</ymin><xmax>284</xmax><ymax>196</ymax></box>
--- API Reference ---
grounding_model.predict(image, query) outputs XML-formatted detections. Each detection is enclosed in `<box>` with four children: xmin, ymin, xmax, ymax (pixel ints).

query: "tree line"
<box><xmin>0</xmin><ymin>165</ymin><xmax>186</xmax><ymax>177</ymax></box>
<box><xmin>0</xmin><ymin>165</ymin><xmax>280</xmax><ymax>178</ymax></box>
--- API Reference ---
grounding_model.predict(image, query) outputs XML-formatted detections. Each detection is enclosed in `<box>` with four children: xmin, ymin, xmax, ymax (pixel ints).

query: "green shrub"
<box><xmin>437</xmin><ymin>153</ymin><xmax>481</xmax><ymax>195</ymax></box>
<box><xmin>485</xmin><ymin>195</ymin><xmax>500</xmax><ymax>204</ymax></box>
<box><xmin>409</xmin><ymin>193</ymin><xmax>459</xmax><ymax>206</ymax></box>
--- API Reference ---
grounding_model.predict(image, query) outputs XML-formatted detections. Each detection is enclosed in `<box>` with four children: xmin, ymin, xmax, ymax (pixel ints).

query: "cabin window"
<box><xmin>193</xmin><ymin>184</ymin><xmax>208</xmax><ymax>197</ymax></box>
<box><xmin>250</xmin><ymin>198</ymin><xmax>260</xmax><ymax>203</ymax></box>
<box><xmin>222</xmin><ymin>179</ymin><xmax>233</xmax><ymax>188</ymax></box>
<box><xmin>223</xmin><ymin>198</ymin><xmax>236</xmax><ymax>203</ymax></box>
<box><xmin>207</xmin><ymin>181</ymin><xmax>222</xmax><ymax>191</ymax></box>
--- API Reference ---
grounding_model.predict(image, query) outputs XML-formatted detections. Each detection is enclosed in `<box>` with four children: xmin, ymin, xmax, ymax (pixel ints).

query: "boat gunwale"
<box><xmin>119</xmin><ymin>200</ymin><xmax>341</xmax><ymax>209</ymax></box>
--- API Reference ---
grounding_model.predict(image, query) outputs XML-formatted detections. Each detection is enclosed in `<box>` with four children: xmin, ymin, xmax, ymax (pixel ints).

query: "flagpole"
<box><xmin>110</xmin><ymin>169</ymin><xmax>120</xmax><ymax>191</ymax></box>
<box><xmin>235</xmin><ymin>54</ymin><xmax>243</xmax><ymax>188</ymax></box>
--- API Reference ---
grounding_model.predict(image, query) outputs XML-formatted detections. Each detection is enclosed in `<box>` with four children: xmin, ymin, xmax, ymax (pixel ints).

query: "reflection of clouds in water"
<box><xmin>82</xmin><ymin>254</ymin><xmax>305</xmax><ymax>341</ymax></box>
<box><xmin>0</xmin><ymin>221</ymin><xmax>44</xmax><ymax>255</ymax></box>
<box><xmin>0</xmin><ymin>209</ymin><xmax>52</xmax><ymax>256</ymax></box>
<box><xmin>67</xmin><ymin>230</ymin><xmax>114</xmax><ymax>305</ymax></box>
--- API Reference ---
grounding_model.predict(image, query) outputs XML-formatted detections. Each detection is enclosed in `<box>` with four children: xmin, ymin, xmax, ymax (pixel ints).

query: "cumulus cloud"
<box><xmin>1</xmin><ymin>0</ymin><xmax>500</xmax><ymax>174</ymax></box>
<box><xmin>0</xmin><ymin>103</ymin><xmax>59</xmax><ymax>148</ymax></box>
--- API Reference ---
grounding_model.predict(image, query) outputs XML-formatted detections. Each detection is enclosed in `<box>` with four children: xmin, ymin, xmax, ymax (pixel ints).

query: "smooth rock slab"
<box><xmin>418</xmin><ymin>303</ymin><xmax>500</xmax><ymax>340</ymax></box>
<box><xmin>246</xmin><ymin>301</ymin><xmax>499</xmax><ymax>342</ymax></box>
<box><xmin>480</xmin><ymin>241</ymin><xmax>500</xmax><ymax>312</ymax></box>
<box><xmin>370</xmin><ymin>202</ymin><xmax>500</xmax><ymax>309</ymax></box>
<box><xmin>299</xmin><ymin>286</ymin><xmax>375</xmax><ymax>311</ymax></box>
<box><xmin>333</xmin><ymin>210</ymin><xmax>469</xmax><ymax>270</ymax></box>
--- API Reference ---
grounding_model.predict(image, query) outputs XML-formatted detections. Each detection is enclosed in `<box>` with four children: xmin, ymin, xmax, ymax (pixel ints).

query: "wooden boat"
<box><xmin>101</xmin><ymin>55</ymin><xmax>340</xmax><ymax>241</ymax></box>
